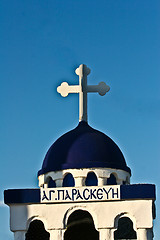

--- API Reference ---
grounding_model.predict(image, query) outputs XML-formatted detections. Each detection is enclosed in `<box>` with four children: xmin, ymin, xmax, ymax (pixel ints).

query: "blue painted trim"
<box><xmin>120</xmin><ymin>184</ymin><xmax>156</xmax><ymax>200</ymax></box>
<box><xmin>4</xmin><ymin>189</ymin><xmax>40</xmax><ymax>204</ymax></box>
<box><xmin>4</xmin><ymin>184</ymin><xmax>155</xmax><ymax>204</ymax></box>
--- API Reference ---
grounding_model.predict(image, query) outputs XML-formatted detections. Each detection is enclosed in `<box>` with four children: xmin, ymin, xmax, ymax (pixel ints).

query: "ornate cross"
<box><xmin>57</xmin><ymin>64</ymin><xmax>110</xmax><ymax>122</ymax></box>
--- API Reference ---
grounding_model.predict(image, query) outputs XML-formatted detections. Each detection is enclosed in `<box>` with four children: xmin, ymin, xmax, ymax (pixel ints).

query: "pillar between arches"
<box><xmin>14</xmin><ymin>231</ymin><xmax>26</xmax><ymax>240</ymax></box>
<box><xmin>43</xmin><ymin>183</ymin><xmax>48</xmax><ymax>188</ymax></box>
<box><xmin>137</xmin><ymin>228</ymin><xmax>153</xmax><ymax>240</ymax></box>
<box><xmin>49</xmin><ymin>229</ymin><xmax>62</xmax><ymax>240</ymax></box>
<box><xmin>74</xmin><ymin>177</ymin><xmax>84</xmax><ymax>187</ymax></box>
<box><xmin>55</xmin><ymin>179</ymin><xmax>63</xmax><ymax>187</ymax></box>
<box><xmin>116</xmin><ymin>179</ymin><xmax>123</xmax><ymax>185</ymax></box>
<box><xmin>98</xmin><ymin>178</ymin><xmax>106</xmax><ymax>186</ymax></box>
<box><xmin>99</xmin><ymin>228</ymin><xmax>112</xmax><ymax>240</ymax></box>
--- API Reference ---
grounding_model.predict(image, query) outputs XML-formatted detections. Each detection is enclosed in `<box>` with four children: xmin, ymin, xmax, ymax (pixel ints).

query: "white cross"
<box><xmin>57</xmin><ymin>64</ymin><xmax>110</xmax><ymax>122</ymax></box>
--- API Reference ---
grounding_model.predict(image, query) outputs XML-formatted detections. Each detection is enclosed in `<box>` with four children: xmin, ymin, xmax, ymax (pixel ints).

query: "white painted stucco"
<box><xmin>9</xmin><ymin>197</ymin><xmax>154</xmax><ymax>240</ymax></box>
<box><xmin>38</xmin><ymin>168</ymin><xmax>130</xmax><ymax>188</ymax></box>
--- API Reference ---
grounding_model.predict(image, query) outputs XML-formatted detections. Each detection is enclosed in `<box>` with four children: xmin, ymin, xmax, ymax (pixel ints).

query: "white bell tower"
<box><xmin>4</xmin><ymin>64</ymin><xmax>156</xmax><ymax>240</ymax></box>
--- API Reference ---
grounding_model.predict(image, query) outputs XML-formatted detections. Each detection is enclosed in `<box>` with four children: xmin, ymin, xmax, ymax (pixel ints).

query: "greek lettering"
<box><xmin>103</xmin><ymin>187</ymin><xmax>112</xmax><ymax>199</ymax></box>
<box><xmin>90</xmin><ymin>189</ymin><xmax>97</xmax><ymax>199</ymax></box>
<box><xmin>57</xmin><ymin>190</ymin><xmax>64</xmax><ymax>200</ymax></box>
<box><xmin>112</xmin><ymin>188</ymin><xmax>119</xmax><ymax>198</ymax></box>
<box><xmin>49</xmin><ymin>190</ymin><xmax>55</xmax><ymax>200</ymax></box>
<box><xmin>83</xmin><ymin>188</ymin><xmax>90</xmax><ymax>200</ymax></box>
<box><xmin>42</xmin><ymin>190</ymin><xmax>49</xmax><ymax>201</ymax></box>
<box><xmin>65</xmin><ymin>190</ymin><xmax>72</xmax><ymax>200</ymax></box>
<box><xmin>97</xmin><ymin>188</ymin><xmax>103</xmax><ymax>199</ymax></box>
<box><xmin>76</xmin><ymin>190</ymin><xmax>83</xmax><ymax>200</ymax></box>
<box><xmin>72</xmin><ymin>189</ymin><xmax>77</xmax><ymax>201</ymax></box>
<box><xmin>41</xmin><ymin>186</ymin><xmax>120</xmax><ymax>203</ymax></box>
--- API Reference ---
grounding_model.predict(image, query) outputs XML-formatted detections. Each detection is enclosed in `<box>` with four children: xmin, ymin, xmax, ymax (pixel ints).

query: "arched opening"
<box><xmin>64</xmin><ymin>210</ymin><xmax>99</xmax><ymax>240</ymax></box>
<box><xmin>63</xmin><ymin>173</ymin><xmax>75</xmax><ymax>187</ymax></box>
<box><xmin>107</xmin><ymin>174</ymin><xmax>117</xmax><ymax>185</ymax></box>
<box><xmin>114</xmin><ymin>217</ymin><xmax>137</xmax><ymax>239</ymax></box>
<box><xmin>48</xmin><ymin>177</ymin><xmax>56</xmax><ymax>188</ymax></box>
<box><xmin>123</xmin><ymin>176</ymin><xmax>129</xmax><ymax>185</ymax></box>
<box><xmin>85</xmin><ymin>172</ymin><xmax>98</xmax><ymax>186</ymax></box>
<box><xmin>25</xmin><ymin>219</ymin><xmax>50</xmax><ymax>240</ymax></box>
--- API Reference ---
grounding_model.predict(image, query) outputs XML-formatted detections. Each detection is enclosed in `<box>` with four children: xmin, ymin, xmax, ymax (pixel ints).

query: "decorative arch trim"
<box><xmin>85</xmin><ymin>171</ymin><xmax>98</xmax><ymax>186</ymax></box>
<box><xmin>26</xmin><ymin>216</ymin><xmax>49</xmax><ymax>231</ymax></box>
<box><xmin>63</xmin><ymin>206</ymin><xmax>98</xmax><ymax>230</ymax></box>
<box><xmin>114</xmin><ymin>213</ymin><xmax>137</xmax><ymax>231</ymax></box>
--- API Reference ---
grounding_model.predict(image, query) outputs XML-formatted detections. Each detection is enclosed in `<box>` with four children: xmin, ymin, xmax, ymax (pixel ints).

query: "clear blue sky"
<box><xmin>0</xmin><ymin>0</ymin><xmax>159</xmax><ymax>239</ymax></box>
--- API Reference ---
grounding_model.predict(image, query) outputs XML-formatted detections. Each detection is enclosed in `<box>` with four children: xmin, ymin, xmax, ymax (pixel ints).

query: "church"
<box><xmin>4</xmin><ymin>64</ymin><xmax>156</xmax><ymax>240</ymax></box>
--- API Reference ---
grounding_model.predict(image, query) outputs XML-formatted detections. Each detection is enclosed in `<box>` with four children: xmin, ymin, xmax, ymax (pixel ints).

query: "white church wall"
<box><xmin>38</xmin><ymin>168</ymin><xmax>130</xmax><ymax>188</ymax></box>
<box><xmin>9</xmin><ymin>199</ymin><xmax>153</xmax><ymax>232</ymax></box>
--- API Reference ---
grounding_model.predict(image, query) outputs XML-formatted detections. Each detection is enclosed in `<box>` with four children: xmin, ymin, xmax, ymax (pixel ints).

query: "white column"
<box><xmin>49</xmin><ymin>229</ymin><xmax>62</xmax><ymax>240</ymax></box>
<box><xmin>43</xmin><ymin>183</ymin><xmax>48</xmax><ymax>188</ymax></box>
<box><xmin>110</xmin><ymin>229</ymin><xmax>115</xmax><ymax>240</ymax></box>
<box><xmin>98</xmin><ymin>177</ymin><xmax>107</xmax><ymax>186</ymax></box>
<box><xmin>99</xmin><ymin>229</ymin><xmax>112</xmax><ymax>240</ymax></box>
<box><xmin>137</xmin><ymin>228</ymin><xmax>153</xmax><ymax>240</ymax></box>
<box><xmin>116</xmin><ymin>179</ymin><xmax>123</xmax><ymax>185</ymax></box>
<box><xmin>55</xmin><ymin>179</ymin><xmax>63</xmax><ymax>187</ymax></box>
<box><xmin>74</xmin><ymin>177</ymin><xmax>85</xmax><ymax>187</ymax></box>
<box><xmin>14</xmin><ymin>231</ymin><xmax>26</xmax><ymax>240</ymax></box>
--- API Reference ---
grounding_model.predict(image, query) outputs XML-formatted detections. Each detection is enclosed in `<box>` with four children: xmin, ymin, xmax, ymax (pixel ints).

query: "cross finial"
<box><xmin>57</xmin><ymin>64</ymin><xmax>110</xmax><ymax>122</ymax></box>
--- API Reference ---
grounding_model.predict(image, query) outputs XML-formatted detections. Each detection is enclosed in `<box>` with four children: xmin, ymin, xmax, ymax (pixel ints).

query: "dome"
<box><xmin>38</xmin><ymin>121</ymin><xmax>131</xmax><ymax>176</ymax></box>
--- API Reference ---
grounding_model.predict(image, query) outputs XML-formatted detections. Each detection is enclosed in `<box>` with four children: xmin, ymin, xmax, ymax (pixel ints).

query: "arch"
<box><xmin>107</xmin><ymin>173</ymin><xmax>117</xmax><ymax>185</ymax></box>
<box><xmin>47</xmin><ymin>177</ymin><xmax>56</xmax><ymax>188</ymax></box>
<box><xmin>25</xmin><ymin>219</ymin><xmax>50</xmax><ymax>240</ymax></box>
<box><xmin>64</xmin><ymin>209</ymin><xmax>99</xmax><ymax>240</ymax></box>
<box><xmin>126</xmin><ymin>176</ymin><xmax>130</xmax><ymax>184</ymax></box>
<box><xmin>63</xmin><ymin>173</ymin><xmax>75</xmax><ymax>187</ymax></box>
<box><xmin>123</xmin><ymin>180</ymin><xmax>127</xmax><ymax>185</ymax></box>
<box><xmin>63</xmin><ymin>206</ymin><xmax>98</xmax><ymax>230</ymax></box>
<box><xmin>85</xmin><ymin>172</ymin><xmax>98</xmax><ymax>186</ymax></box>
<box><xmin>27</xmin><ymin>216</ymin><xmax>49</xmax><ymax>231</ymax></box>
<box><xmin>114</xmin><ymin>216</ymin><xmax>137</xmax><ymax>239</ymax></box>
<box><xmin>114</xmin><ymin>213</ymin><xmax>137</xmax><ymax>230</ymax></box>
<box><xmin>123</xmin><ymin>176</ymin><xmax>130</xmax><ymax>185</ymax></box>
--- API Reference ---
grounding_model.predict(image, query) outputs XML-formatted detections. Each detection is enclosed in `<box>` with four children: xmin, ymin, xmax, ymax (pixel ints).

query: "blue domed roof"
<box><xmin>38</xmin><ymin>121</ymin><xmax>131</xmax><ymax>176</ymax></box>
